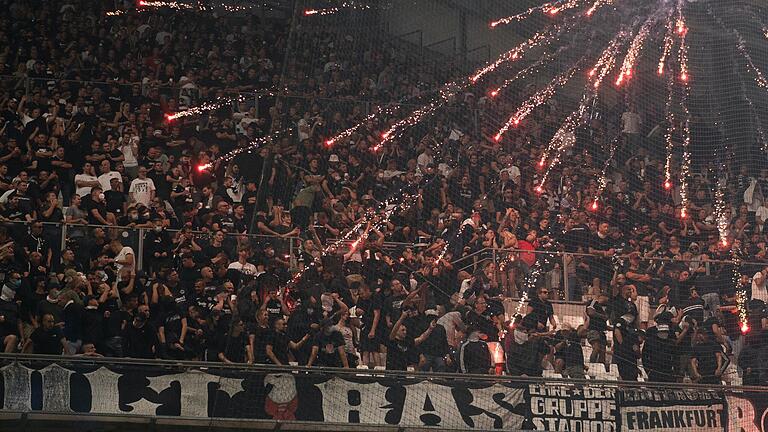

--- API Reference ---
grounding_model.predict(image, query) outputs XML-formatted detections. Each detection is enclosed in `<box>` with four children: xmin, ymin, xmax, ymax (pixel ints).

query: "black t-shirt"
<box><xmin>357</xmin><ymin>294</ymin><xmax>382</xmax><ymax>332</ymax></box>
<box><xmin>385</xmin><ymin>337</ymin><xmax>419</xmax><ymax>371</ymax></box>
<box><xmin>613</xmin><ymin>320</ymin><xmax>639</xmax><ymax>364</ymax></box>
<box><xmin>105</xmin><ymin>190</ymin><xmax>127</xmax><ymax>216</ymax></box>
<box><xmin>586</xmin><ymin>300</ymin><xmax>608</xmax><ymax>332</ymax></box>
<box><xmin>265</xmin><ymin>330</ymin><xmax>290</xmax><ymax>365</ymax></box>
<box><xmin>554</xmin><ymin>332</ymin><xmax>584</xmax><ymax>367</ymax></box>
<box><xmin>313</xmin><ymin>330</ymin><xmax>345</xmax><ymax>367</ymax></box>
<box><xmin>264</xmin><ymin>298</ymin><xmax>283</xmax><ymax>325</ymax></box>
<box><xmin>419</xmin><ymin>323</ymin><xmax>449</xmax><ymax>357</ymax></box>
<box><xmin>528</xmin><ymin>297</ymin><xmax>554</xmax><ymax>328</ymax></box>
<box><xmin>692</xmin><ymin>340</ymin><xmax>722</xmax><ymax>377</ymax></box>
<box><xmin>30</xmin><ymin>326</ymin><xmax>64</xmax><ymax>355</ymax></box>
<box><xmin>383</xmin><ymin>294</ymin><xmax>407</xmax><ymax>325</ymax></box>
<box><xmin>250</xmin><ymin>324</ymin><xmax>270</xmax><ymax>364</ymax></box>
<box><xmin>219</xmin><ymin>332</ymin><xmax>248</xmax><ymax>363</ymax></box>
<box><xmin>161</xmin><ymin>311</ymin><xmax>184</xmax><ymax>343</ymax></box>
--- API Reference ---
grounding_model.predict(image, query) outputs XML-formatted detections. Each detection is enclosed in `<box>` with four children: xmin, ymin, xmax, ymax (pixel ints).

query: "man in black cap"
<box><xmin>307</xmin><ymin>318</ymin><xmax>349</xmax><ymax>368</ymax></box>
<box><xmin>642</xmin><ymin>311</ymin><xmax>680</xmax><ymax>382</ymax></box>
<box><xmin>613</xmin><ymin>313</ymin><xmax>641</xmax><ymax>381</ymax></box>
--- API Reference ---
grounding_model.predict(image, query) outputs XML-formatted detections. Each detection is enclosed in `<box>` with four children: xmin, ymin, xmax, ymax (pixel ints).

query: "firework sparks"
<box><xmin>490</xmin><ymin>0</ymin><xmax>563</xmax><ymax>27</ymax></box>
<box><xmin>472</xmin><ymin>22</ymin><xmax>574</xmax><ymax>83</ymax></box>
<box><xmin>304</xmin><ymin>1</ymin><xmax>371</xmax><ymax>16</ymax></box>
<box><xmin>494</xmin><ymin>64</ymin><xmax>580</xmax><ymax>142</ymax></box>
<box><xmin>379</xmin><ymin>81</ymin><xmax>464</xmax><ymax>149</ymax></box>
<box><xmin>585</xmin><ymin>0</ymin><xmax>615</xmax><ymax>17</ymax></box>
<box><xmin>737</xmin><ymin>36</ymin><xmax>768</xmax><ymax>88</ymax></box>
<box><xmin>489</xmin><ymin>48</ymin><xmax>563</xmax><ymax>98</ymax></box>
<box><xmin>166</xmin><ymin>95</ymin><xmax>247</xmax><ymax>121</ymax></box>
<box><xmin>616</xmin><ymin>10</ymin><xmax>664</xmax><ymax>86</ymax></box>
<box><xmin>544</xmin><ymin>0</ymin><xmax>587</xmax><ymax>15</ymax></box>
<box><xmin>657</xmin><ymin>10</ymin><xmax>676</xmax><ymax>74</ymax></box>
<box><xmin>591</xmin><ymin>134</ymin><xmax>622</xmax><ymax>207</ymax></box>
<box><xmin>288</xmin><ymin>189</ymin><xmax>420</xmax><ymax>286</ymax></box>
<box><xmin>137</xmin><ymin>0</ymin><xmax>193</xmax><ymax>10</ymax></box>
<box><xmin>663</xmin><ymin>75</ymin><xmax>676</xmax><ymax>188</ymax></box>
<box><xmin>678</xmin><ymin>82</ymin><xmax>692</xmax><ymax>215</ymax></box>
<box><xmin>590</xmin><ymin>28</ymin><xmax>628</xmax><ymax>89</ymax></box>
<box><xmin>325</xmin><ymin>105</ymin><xmax>398</xmax><ymax>147</ymax></box>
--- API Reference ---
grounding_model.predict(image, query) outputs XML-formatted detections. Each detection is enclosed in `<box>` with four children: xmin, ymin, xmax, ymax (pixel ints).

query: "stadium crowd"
<box><xmin>0</xmin><ymin>0</ymin><xmax>766</xmax><ymax>385</ymax></box>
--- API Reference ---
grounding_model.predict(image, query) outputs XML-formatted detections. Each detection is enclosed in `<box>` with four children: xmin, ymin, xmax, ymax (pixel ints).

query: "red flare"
<box><xmin>511</xmin><ymin>52</ymin><xmax>519</xmax><ymax>60</ymax></box>
<box><xmin>741</xmin><ymin>322</ymin><xmax>750</xmax><ymax>334</ymax></box>
<box><xmin>513</xmin><ymin>119</ymin><xmax>520</xmax><ymax>126</ymax></box>
<box><xmin>680</xmin><ymin>73</ymin><xmax>688</xmax><ymax>82</ymax></box>
<box><xmin>721</xmin><ymin>238</ymin><xmax>729</xmax><ymax>247</ymax></box>
<box><xmin>197</xmin><ymin>164</ymin><xmax>209</xmax><ymax>172</ymax></box>
<box><xmin>304</xmin><ymin>9</ymin><xmax>318</xmax><ymax>15</ymax></box>
<box><xmin>138</xmin><ymin>0</ymin><xmax>146</xmax><ymax>5</ymax></box>
<box><xmin>588</xmin><ymin>69</ymin><xmax>596</xmax><ymax>77</ymax></box>
<box><xmin>494</xmin><ymin>134</ymin><xmax>502</xmax><ymax>142</ymax></box>
<box><xmin>381</xmin><ymin>132</ymin><xmax>389</xmax><ymax>139</ymax></box>
<box><xmin>663</xmin><ymin>180</ymin><xmax>672</xmax><ymax>190</ymax></box>
<box><xmin>548</xmin><ymin>8</ymin><xmax>558</xmax><ymax>15</ymax></box>
<box><xmin>538</xmin><ymin>159</ymin><xmax>546</xmax><ymax>168</ymax></box>
<box><xmin>626</xmin><ymin>69</ymin><xmax>632</xmax><ymax>77</ymax></box>
<box><xmin>325</xmin><ymin>140</ymin><xmax>334</xmax><ymax>147</ymax></box>
<box><xmin>680</xmin><ymin>208</ymin><xmax>687</xmax><ymax>219</ymax></box>
<box><xmin>490</xmin><ymin>90</ymin><xmax>499</xmax><ymax>98</ymax></box>
<box><xmin>490</xmin><ymin>22</ymin><xmax>498</xmax><ymax>28</ymax></box>
<box><xmin>534</xmin><ymin>185</ymin><xmax>543</xmax><ymax>194</ymax></box>
<box><xmin>590</xmin><ymin>201</ymin><xmax>598</xmax><ymax>211</ymax></box>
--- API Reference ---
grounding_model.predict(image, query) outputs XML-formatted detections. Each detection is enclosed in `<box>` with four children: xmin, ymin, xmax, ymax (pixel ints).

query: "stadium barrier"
<box><xmin>0</xmin><ymin>355</ymin><xmax>765</xmax><ymax>431</ymax></box>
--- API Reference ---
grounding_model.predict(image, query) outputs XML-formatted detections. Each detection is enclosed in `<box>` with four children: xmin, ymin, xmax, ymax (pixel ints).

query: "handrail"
<box><xmin>450</xmin><ymin>246</ymin><xmax>768</xmax><ymax>268</ymax></box>
<box><xmin>0</xmin><ymin>353</ymin><xmax>765</xmax><ymax>392</ymax></box>
<box><xmin>6</xmin><ymin>220</ymin><xmax>766</xmax><ymax>268</ymax></box>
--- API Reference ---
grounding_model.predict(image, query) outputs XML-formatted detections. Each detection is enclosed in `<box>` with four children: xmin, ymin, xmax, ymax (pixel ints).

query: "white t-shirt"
<box><xmin>417</xmin><ymin>152</ymin><xmax>434</xmax><ymax>168</ymax></box>
<box><xmin>115</xmin><ymin>246</ymin><xmax>135</xmax><ymax>275</ymax></box>
<box><xmin>98</xmin><ymin>171</ymin><xmax>122</xmax><ymax>191</ymax></box>
<box><xmin>129</xmin><ymin>178</ymin><xmax>156</xmax><ymax>206</ymax></box>
<box><xmin>75</xmin><ymin>174</ymin><xmax>99</xmax><ymax>197</ymax></box>
<box><xmin>121</xmin><ymin>139</ymin><xmax>139</xmax><ymax>168</ymax></box>
<box><xmin>501</xmin><ymin>166</ymin><xmax>521</xmax><ymax>184</ymax></box>
<box><xmin>622</xmin><ymin>111</ymin><xmax>642</xmax><ymax>134</ymax></box>
<box><xmin>228</xmin><ymin>261</ymin><xmax>257</xmax><ymax>275</ymax></box>
<box><xmin>752</xmin><ymin>272</ymin><xmax>768</xmax><ymax>303</ymax></box>
<box><xmin>297</xmin><ymin>118</ymin><xmax>311</xmax><ymax>141</ymax></box>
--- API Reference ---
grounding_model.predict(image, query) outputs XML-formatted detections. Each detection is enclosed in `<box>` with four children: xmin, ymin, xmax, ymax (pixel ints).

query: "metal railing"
<box><xmin>5</xmin><ymin>218</ymin><xmax>764</xmax><ymax>307</ymax></box>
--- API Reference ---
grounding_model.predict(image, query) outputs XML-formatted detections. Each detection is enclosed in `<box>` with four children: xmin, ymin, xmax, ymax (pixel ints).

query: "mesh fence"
<box><xmin>1</xmin><ymin>0</ymin><xmax>768</xmax><ymax>429</ymax></box>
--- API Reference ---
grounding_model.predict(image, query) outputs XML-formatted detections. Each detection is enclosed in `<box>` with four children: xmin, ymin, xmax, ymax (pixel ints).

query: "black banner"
<box><xmin>0</xmin><ymin>361</ymin><xmax>754</xmax><ymax>431</ymax></box>
<box><xmin>619</xmin><ymin>388</ymin><xmax>726</xmax><ymax>432</ymax></box>
<box><xmin>0</xmin><ymin>362</ymin><xmax>527</xmax><ymax>430</ymax></box>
